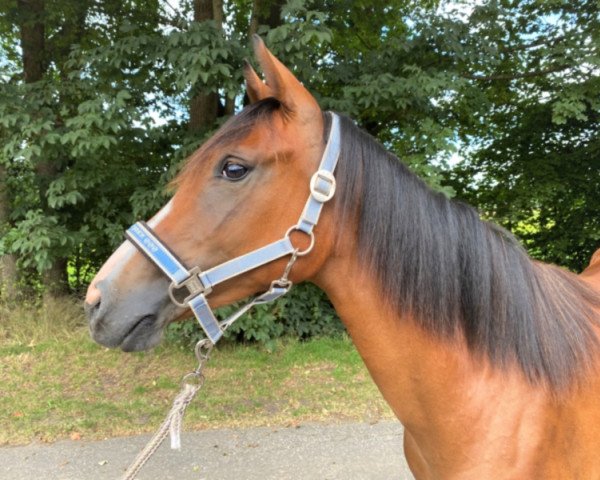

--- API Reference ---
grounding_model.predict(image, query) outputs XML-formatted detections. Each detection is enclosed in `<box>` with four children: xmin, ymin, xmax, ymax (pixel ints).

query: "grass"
<box><xmin>0</xmin><ymin>298</ymin><xmax>392</xmax><ymax>445</ymax></box>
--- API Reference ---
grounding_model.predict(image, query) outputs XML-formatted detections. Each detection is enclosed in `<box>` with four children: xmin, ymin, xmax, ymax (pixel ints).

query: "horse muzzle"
<box><xmin>85</xmin><ymin>276</ymin><xmax>173</xmax><ymax>351</ymax></box>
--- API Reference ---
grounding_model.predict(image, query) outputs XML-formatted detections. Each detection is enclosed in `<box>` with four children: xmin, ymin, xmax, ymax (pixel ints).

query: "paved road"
<box><xmin>1</xmin><ymin>421</ymin><xmax>414</xmax><ymax>479</ymax></box>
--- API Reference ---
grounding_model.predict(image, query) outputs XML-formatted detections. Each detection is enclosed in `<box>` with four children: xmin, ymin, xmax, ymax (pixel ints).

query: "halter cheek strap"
<box><xmin>125</xmin><ymin>112</ymin><xmax>341</xmax><ymax>345</ymax></box>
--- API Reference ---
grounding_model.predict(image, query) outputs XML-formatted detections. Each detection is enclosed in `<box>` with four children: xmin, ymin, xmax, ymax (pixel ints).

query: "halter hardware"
<box><xmin>168</xmin><ymin>266</ymin><xmax>208</xmax><ymax>308</ymax></box>
<box><xmin>285</xmin><ymin>226</ymin><xmax>315</xmax><ymax>256</ymax></box>
<box><xmin>125</xmin><ymin>113</ymin><xmax>341</xmax><ymax>345</ymax></box>
<box><xmin>310</xmin><ymin>170</ymin><xmax>336</xmax><ymax>203</ymax></box>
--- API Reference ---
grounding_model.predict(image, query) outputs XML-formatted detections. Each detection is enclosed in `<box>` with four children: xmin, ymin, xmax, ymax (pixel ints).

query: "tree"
<box><xmin>0</xmin><ymin>0</ymin><xmax>328</xmax><ymax>296</ymax></box>
<box><xmin>0</xmin><ymin>0</ymin><xmax>164</xmax><ymax>295</ymax></box>
<box><xmin>189</xmin><ymin>0</ymin><xmax>221</xmax><ymax>133</ymax></box>
<box><xmin>440</xmin><ymin>0</ymin><xmax>600</xmax><ymax>271</ymax></box>
<box><xmin>0</xmin><ymin>0</ymin><xmax>596</xmax><ymax>328</ymax></box>
<box><xmin>0</xmin><ymin>163</ymin><xmax>17</xmax><ymax>300</ymax></box>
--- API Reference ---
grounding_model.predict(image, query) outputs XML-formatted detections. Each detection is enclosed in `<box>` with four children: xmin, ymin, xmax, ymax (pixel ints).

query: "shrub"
<box><xmin>165</xmin><ymin>282</ymin><xmax>344</xmax><ymax>349</ymax></box>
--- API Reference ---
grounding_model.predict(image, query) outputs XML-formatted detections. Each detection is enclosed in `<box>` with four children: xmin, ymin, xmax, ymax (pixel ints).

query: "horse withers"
<box><xmin>85</xmin><ymin>37</ymin><xmax>600</xmax><ymax>479</ymax></box>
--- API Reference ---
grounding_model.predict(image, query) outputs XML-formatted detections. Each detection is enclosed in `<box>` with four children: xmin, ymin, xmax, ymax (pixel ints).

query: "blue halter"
<box><xmin>126</xmin><ymin>113</ymin><xmax>341</xmax><ymax>344</ymax></box>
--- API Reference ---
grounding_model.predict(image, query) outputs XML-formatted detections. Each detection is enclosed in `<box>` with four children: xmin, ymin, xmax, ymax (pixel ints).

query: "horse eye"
<box><xmin>221</xmin><ymin>161</ymin><xmax>249</xmax><ymax>180</ymax></box>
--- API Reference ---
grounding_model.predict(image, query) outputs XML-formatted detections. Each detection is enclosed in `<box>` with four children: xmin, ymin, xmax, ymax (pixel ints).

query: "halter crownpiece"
<box><xmin>125</xmin><ymin>112</ymin><xmax>341</xmax><ymax>344</ymax></box>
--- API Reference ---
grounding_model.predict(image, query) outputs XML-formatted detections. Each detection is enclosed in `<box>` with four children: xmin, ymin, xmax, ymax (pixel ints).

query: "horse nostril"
<box><xmin>84</xmin><ymin>298</ymin><xmax>102</xmax><ymax>321</ymax></box>
<box><xmin>85</xmin><ymin>281</ymin><xmax>102</xmax><ymax>307</ymax></box>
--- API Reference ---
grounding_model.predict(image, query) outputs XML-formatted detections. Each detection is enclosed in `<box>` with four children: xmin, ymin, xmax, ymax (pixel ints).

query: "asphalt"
<box><xmin>0</xmin><ymin>421</ymin><xmax>415</xmax><ymax>480</ymax></box>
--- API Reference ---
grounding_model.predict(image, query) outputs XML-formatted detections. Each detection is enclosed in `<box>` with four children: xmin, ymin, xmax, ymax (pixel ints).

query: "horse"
<box><xmin>85</xmin><ymin>36</ymin><xmax>600</xmax><ymax>479</ymax></box>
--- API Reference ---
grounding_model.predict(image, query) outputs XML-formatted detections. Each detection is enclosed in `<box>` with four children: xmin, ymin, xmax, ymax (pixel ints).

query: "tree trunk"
<box><xmin>189</xmin><ymin>0</ymin><xmax>220</xmax><ymax>133</ymax></box>
<box><xmin>244</xmin><ymin>0</ymin><xmax>284</xmax><ymax>106</ymax></box>
<box><xmin>18</xmin><ymin>0</ymin><xmax>45</xmax><ymax>83</ymax></box>
<box><xmin>34</xmin><ymin>160</ymin><xmax>71</xmax><ymax>297</ymax></box>
<box><xmin>42</xmin><ymin>258</ymin><xmax>69</xmax><ymax>299</ymax></box>
<box><xmin>0</xmin><ymin>164</ymin><xmax>18</xmax><ymax>302</ymax></box>
<box><xmin>249</xmin><ymin>0</ymin><xmax>285</xmax><ymax>35</ymax></box>
<box><xmin>0</xmin><ymin>256</ymin><xmax>18</xmax><ymax>302</ymax></box>
<box><xmin>18</xmin><ymin>0</ymin><xmax>70</xmax><ymax>297</ymax></box>
<box><xmin>212</xmin><ymin>0</ymin><xmax>223</xmax><ymax>27</ymax></box>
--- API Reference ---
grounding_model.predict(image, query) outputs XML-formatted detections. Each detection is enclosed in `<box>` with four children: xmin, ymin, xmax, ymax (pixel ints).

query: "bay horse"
<box><xmin>85</xmin><ymin>36</ymin><xmax>600</xmax><ymax>479</ymax></box>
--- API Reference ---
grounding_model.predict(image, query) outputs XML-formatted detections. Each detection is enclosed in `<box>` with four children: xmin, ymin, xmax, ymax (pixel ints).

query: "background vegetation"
<box><xmin>0</xmin><ymin>299</ymin><xmax>391</xmax><ymax>445</ymax></box>
<box><xmin>0</xmin><ymin>0</ymin><xmax>598</xmax><ymax>343</ymax></box>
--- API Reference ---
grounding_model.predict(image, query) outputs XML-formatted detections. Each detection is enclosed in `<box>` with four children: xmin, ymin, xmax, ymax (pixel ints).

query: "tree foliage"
<box><xmin>0</xmin><ymin>1</ymin><xmax>598</xmax><ymax>340</ymax></box>
<box><xmin>443</xmin><ymin>0</ymin><xmax>600</xmax><ymax>271</ymax></box>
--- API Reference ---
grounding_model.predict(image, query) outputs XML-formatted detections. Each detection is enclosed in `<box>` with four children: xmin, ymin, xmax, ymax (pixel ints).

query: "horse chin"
<box><xmin>87</xmin><ymin>306</ymin><xmax>174</xmax><ymax>353</ymax></box>
<box><xmin>118</xmin><ymin>314</ymin><xmax>163</xmax><ymax>352</ymax></box>
<box><xmin>88</xmin><ymin>310</ymin><xmax>165</xmax><ymax>352</ymax></box>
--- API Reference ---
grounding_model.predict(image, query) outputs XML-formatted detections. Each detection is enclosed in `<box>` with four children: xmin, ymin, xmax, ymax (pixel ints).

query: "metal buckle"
<box><xmin>310</xmin><ymin>170</ymin><xmax>336</xmax><ymax>203</ymax></box>
<box><xmin>168</xmin><ymin>266</ymin><xmax>210</xmax><ymax>307</ymax></box>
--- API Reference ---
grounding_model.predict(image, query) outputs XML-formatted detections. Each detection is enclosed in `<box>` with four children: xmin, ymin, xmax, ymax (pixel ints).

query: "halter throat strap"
<box><xmin>125</xmin><ymin>112</ymin><xmax>341</xmax><ymax>344</ymax></box>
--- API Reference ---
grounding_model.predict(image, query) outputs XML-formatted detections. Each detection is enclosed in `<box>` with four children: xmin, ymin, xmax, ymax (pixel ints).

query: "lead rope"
<box><xmin>120</xmin><ymin>251</ymin><xmax>302</xmax><ymax>479</ymax></box>
<box><xmin>121</xmin><ymin>339</ymin><xmax>213</xmax><ymax>480</ymax></box>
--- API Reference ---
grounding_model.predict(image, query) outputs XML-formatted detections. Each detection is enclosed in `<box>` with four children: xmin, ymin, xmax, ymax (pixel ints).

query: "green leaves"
<box><xmin>552</xmin><ymin>93</ymin><xmax>589</xmax><ymax>125</ymax></box>
<box><xmin>163</xmin><ymin>21</ymin><xmax>242</xmax><ymax>94</ymax></box>
<box><xmin>0</xmin><ymin>0</ymin><xmax>597</xmax><ymax>299</ymax></box>
<box><xmin>443</xmin><ymin>0</ymin><xmax>600</xmax><ymax>271</ymax></box>
<box><xmin>2</xmin><ymin>210</ymin><xmax>69</xmax><ymax>272</ymax></box>
<box><xmin>166</xmin><ymin>283</ymin><xmax>344</xmax><ymax>348</ymax></box>
<box><xmin>46</xmin><ymin>177</ymin><xmax>84</xmax><ymax>209</ymax></box>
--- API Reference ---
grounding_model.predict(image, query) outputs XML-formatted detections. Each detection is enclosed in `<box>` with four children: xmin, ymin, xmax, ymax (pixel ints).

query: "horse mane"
<box><xmin>175</xmin><ymin>101</ymin><xmax>599</xmax><ymax>390</ymax></box>
<box><xmin>332</xmin><ymin>113</ymin><xmax>600</xmax><ymax>391</ymax></box>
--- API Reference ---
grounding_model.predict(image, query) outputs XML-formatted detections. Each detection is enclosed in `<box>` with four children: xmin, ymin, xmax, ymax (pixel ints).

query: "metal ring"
<box><xmin>168</xmin><ymin>283</ymin><xmax>190</xmax><ymax>307</ymax></box>
<box><xmin>194</xmin><ymin>339</ymin><xmax>213</xmax><ymax>362</ymax></box>
<box><xmin>285</xmin><ymin>226</ymin><xmax>315</xmax><ymax>256</ymax></box>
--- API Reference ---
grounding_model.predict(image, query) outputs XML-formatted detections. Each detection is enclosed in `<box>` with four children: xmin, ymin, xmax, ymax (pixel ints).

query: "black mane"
<box><xmin>333</xmin><ymin>113</ymin><xmax>600</xmax><ymax>391</ymax></box>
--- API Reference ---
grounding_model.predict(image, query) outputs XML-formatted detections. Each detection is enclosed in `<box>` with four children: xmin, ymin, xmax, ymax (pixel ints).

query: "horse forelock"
<box><xmin>332</xmin><ymin>113</ymin><xmax>600</xmax><ymax>393</ymax></box>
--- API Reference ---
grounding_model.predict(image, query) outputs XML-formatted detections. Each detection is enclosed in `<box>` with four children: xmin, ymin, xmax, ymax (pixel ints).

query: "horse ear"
<box><xmin>243</xmin><ymin>60</ymin><xmax>271</xmax><ymax>103</ymax></box>
<box><xmin>251</xmin><ymin>35</ymin><xmax>320</xmax><ymax>116</ymax></box>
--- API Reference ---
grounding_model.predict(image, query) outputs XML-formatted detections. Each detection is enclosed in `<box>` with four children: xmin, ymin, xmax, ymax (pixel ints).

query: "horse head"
<box><xmin>84</xmin><ymin>37</ymin><xmax>338</xmax><ymax>351</ymax></box>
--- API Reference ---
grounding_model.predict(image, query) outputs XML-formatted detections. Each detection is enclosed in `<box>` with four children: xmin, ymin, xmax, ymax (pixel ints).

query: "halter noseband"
<box><xmin>125</xmin><ymin>113</ymin><xmax>341</xmax><ymax>345</ymax></box>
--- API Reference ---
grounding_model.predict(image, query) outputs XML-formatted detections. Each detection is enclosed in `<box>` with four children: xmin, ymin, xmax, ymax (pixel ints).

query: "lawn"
<box><xmin>0</xmin><ymin>298</ymin><xmax>392</xmax><ymax>445</ymax></box>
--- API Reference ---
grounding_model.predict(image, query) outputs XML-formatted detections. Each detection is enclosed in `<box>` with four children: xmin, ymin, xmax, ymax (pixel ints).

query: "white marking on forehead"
<box><xmin>148</xmin><ymin>199</ymin><xmax>173</xmax><ymax>228</ymax></box>
<box><xmin>85</xmin><ymin>199</ymin><xmax>174</xmax><ymax>303</ymax></box>
<box><xmin>104</xmin><ymin>199</ymin><xmax>174</xmax><ymax>279</ymax></box>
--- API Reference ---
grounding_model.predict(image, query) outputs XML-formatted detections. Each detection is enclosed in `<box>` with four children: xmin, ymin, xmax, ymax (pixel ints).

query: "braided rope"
<box><xmin>121</xmin><ymin>382</ymin><xmax>201</xmax><ymax>480</ymax></box>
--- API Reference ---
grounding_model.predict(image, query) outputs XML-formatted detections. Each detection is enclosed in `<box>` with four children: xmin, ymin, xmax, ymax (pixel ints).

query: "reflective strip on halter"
<box><xmin>124</xmin><ymin>112</ymin><xmax>341</xmax><ymax>345</ymax></box>
<box><xmin>126</xmin><ymin>225</ymin><xmax>296</xmax><ymax>294</ymax></box>
<box><xmin>125</xmin><ymin>222</ymin><xmax>191</xmax><ymax>285</ymax></box>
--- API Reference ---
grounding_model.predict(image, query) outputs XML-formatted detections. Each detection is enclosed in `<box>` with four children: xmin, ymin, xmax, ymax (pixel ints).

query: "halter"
<box><xmin>125</xmin><ymin>113</ymin><xmax>341</xmax><ymax>345</ymax></box>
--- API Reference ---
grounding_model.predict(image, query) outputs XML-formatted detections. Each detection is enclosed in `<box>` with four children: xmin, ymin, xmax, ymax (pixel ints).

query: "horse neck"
<box><xmin>312</xmin><ymin>210</ymin><xmax>600</xmax><ymax>476</ymax></box>
<box><xmin>313</xmin><ymin>241</ymin><xmax>547</xmax><ymax>444</ymax></box>
<box><xmin>315</xmin><ymin>250</ymin><xmax>459</xmax><ymax>418</ymax></box>
<box><xmin>317</xmin><ymin>250</ymin><xmax>600</xmax><ymax>478</ymax></box>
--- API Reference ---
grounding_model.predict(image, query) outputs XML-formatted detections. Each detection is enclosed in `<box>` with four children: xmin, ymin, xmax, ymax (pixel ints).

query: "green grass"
<box><xmin>0</xmin><ymin>298</ymin><xmax>392</xmax><ymax>445</ymax></box>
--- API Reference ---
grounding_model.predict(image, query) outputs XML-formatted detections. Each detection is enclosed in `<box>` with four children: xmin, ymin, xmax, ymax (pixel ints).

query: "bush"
<box><xmin>164</xmin><ymin>282</ymin><xmax>344</xmax><ymax>349</ymax></box>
